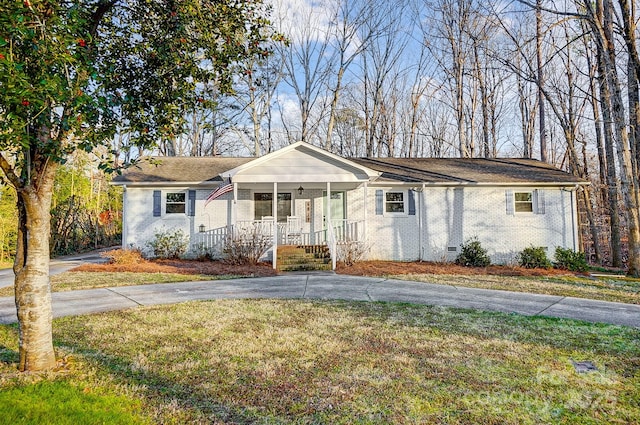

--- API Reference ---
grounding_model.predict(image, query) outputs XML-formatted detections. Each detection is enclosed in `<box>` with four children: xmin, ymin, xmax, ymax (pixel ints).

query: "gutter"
<box><xmin>368</xmin><ymin>181</ymin><xmax>590</xmax><ymax>188</ymax></box>
<box><xmin>110</xmin><ymin>181</ymin><xmax>223</xmax><ymax>187</ymax></box>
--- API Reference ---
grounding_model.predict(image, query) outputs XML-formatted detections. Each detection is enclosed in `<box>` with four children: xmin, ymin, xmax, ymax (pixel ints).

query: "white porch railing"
<box><xmin>191</xmin><ymin>219</ymin><xmax>365</xmax><ymax>265</ymax></box>
<box><xmin>191</xmin><ymin>226</ymin><xmax>230</xmax><ymax>257</ymax></box>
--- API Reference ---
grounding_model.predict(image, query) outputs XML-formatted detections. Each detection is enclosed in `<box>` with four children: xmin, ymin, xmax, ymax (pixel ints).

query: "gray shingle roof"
<box><xmin>351</xmin><ymin>157</ymin><xmax>587</xmax><ymax>185</ymax></box>
<box><xmin>112</xmin><ymin>156</ymin><xmax>587</xmax><ymax>185</ymax></box>
<box><xmin>112</xmin><ymin>157</ymin><xmax>253</xmax><ymax>184</ymax></box>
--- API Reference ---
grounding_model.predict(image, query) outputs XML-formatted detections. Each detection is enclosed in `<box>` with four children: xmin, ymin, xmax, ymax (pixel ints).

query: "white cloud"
<box><xmin>269</xmin><ymin>0</ymin><xmax>337</xmax><ymax>43</ymax></box>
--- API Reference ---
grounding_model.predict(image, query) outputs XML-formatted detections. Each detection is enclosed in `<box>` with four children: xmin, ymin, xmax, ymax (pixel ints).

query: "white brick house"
<box><xmin>112</xmin><ymin>141</ymin><xmax>588</xmax><ymax>268</ymax></box>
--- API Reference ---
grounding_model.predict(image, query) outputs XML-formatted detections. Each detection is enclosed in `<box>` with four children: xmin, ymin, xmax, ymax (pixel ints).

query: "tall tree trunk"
<box><xmin>536</xmin><ymin>0</ymin><xmax>548</xmax><ymax>162</ymax></box>
<box><xmin>599</xmin><ymin>0</ymin><xmax>640</xmax><ymax>275</ymax></box>
<box><xmin>14</xmin><ymin>162</ymin><xmax>58</xmax><ymax>371</ymax></box>
<box><xmin>595</xmin><ymin>46</ymin><xmax>623</xmax><ymax>267</ymax></box>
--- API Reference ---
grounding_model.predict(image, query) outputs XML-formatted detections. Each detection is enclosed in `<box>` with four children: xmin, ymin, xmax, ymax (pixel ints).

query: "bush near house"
<box><xmin>146</xmin><ymin>228</ymin><xmax>189</xmax><ymax>259</ymax></box>
<box><xmin>223</xmin><ymin>227</ymin><xmax>271</xmax><ymax>265</ymax></box>
<box><xmin>554</xmin><ymin>247</ymin><xmax>589</xmax><ymax>272</ymax></box>
<box><xmin>455</xmin><ymin>237</ymin><xmax>491</xmax><ymax>267</ymax></box>
<box><xmin>517</xmin><ymin>246</ymin><xmax>552</xmax><ymax>269</ymax></box>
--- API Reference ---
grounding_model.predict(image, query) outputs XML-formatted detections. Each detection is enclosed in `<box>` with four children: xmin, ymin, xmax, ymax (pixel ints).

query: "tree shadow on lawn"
<box><xmin>52</xmin><ymin>346</ymin><xmax>276</xmax><ymax>424</ymax></box>
<box><xmin>49</xmin><ymin>301</ymin><xmax>640</xmax><ymax>423</ymax></box>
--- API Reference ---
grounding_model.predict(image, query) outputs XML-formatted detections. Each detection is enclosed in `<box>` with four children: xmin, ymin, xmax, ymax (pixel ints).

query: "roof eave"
<box><xmin>110</xmin><ymin>181</ymin><xmax>222</xmax><ymax>187</ymax></box>
<box><xmin>369</xmin><ymin>181</ymin><xmax>590</xmax><ymax>187</ymax></box>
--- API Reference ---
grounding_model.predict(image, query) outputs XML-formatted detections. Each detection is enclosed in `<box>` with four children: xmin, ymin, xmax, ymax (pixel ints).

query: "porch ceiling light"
<box><xmin>298</xmin><ymin>185</ymin><xmax>304</xmax><ymax>195</ymax></box>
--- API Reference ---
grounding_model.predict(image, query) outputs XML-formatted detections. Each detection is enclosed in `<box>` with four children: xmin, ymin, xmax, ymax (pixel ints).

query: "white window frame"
<box><xmin>514</xmin><ymin>191</ymin><xmax>534</xmax><ymax>213</ymax></box>
<box><xmin>165</xmin><ymin>192</ymin><xmax>186</xmax><ymax>214</ymax></box>
<box><xmin>384</xmin><ymin>190</ymin><xmax>407</xmax><ymax>215</ymax></box>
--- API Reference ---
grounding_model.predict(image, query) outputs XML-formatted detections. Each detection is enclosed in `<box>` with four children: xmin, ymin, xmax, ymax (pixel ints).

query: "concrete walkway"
<box><xmin>1</xmin><ymin>274</ymin><xmax>639</xmax><ymax>328</ymax></box>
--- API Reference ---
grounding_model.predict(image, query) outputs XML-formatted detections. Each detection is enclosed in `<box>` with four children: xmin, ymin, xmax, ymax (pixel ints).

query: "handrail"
<box><xmin>326</xmin><ymin>217</ymin><xmax>337</xmax><ymax>270</ymax></box>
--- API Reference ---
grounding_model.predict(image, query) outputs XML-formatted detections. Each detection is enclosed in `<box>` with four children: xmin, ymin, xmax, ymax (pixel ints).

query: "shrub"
<box><xmin>455</xmin><ymin>237</ymin><xmax>491</xmax><ymax>267</ymax></box>
<box><xmin>554</xmin><ymin>247</ymin><xmax>589</xmax><ymax>272</ymax></box>
<box><xmin>100</xmin><ymin>248</ymin><xmax>144</xmax><ymax>265</ymax></box>
<box><xmin>336</xmin><ymin>240</ymin><xmax>368</xmax><ymax>266</ymax></box>
<box><xmin>517</xmin><ymin>246</ymin><xmax>552</xmax><ymax>269</ymax></box>
<box><xmin>146</xmin><ymin>228</ymin><xmax>189</xmax><ymax>259</ymax></box>
<box><xmin>223</xmin><ymin>226</ymin><xmax>271</xmax><ymax>265</ymax></box>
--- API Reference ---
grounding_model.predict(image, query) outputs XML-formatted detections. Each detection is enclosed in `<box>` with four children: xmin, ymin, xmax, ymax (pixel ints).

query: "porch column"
<box><xmin>272</xmin><ymin>182</ymin><xmax>277</xmax><ymax>269</ymax></box>
<box><xmin>362</xmin><ymin>182</ymin><xmax>367</xmax><ymax>247</ymax></box>
<box><xmin>326</xmin><ymin>182</ymin><xmax>331</xmax><ymax>233</ymax></box>
<box><xmin>327</xmin><ymin>181</ymin><xmax>336</xmax><ymax>270</ymax></box>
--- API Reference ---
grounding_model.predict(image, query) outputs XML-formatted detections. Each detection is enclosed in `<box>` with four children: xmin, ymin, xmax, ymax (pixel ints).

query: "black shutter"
<box><xmin>408</xmin><ymin>190</ymin><xmax>416</xmax><ymax>215</ymax></box>
<box><xmin>188</xmin><ymin>190</ymin><xmax>196</xmax><ymax>216</ymax></box>
<box><xmin>375</xmin><ymin>190</ymin><xmax>383</xmax><ymax>215</ymax></box>
<box><xmin>153</xmin><ymin>190</ymin><xmax>161</xmax><ymax>217</ymax></box>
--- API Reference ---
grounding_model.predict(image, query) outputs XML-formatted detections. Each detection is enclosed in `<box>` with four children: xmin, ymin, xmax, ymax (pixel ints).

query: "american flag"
<box><xmin>204</xmin><ymin>178</ymin><xmax>233</xmax><ymax>206</ymax></box>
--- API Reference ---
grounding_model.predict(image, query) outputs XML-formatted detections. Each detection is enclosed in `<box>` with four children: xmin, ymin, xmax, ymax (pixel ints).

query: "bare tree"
<box><xmin>324</xmin><ymin>0</ymin><xmax>376</xmax><ymax>152</ymax></box>
<box><xmin>235</xmin><ymin>52</ymin><xmax>286</xmax><ymax>156</ymax></box>
<box><xmin>274</xmin><ymin>0</ymin><xmax>335</xmax><ymax>144</ymax></box>
<box><xmin>359</xmin><ymin>0</ymin><xmax>410</xmax><ymax>157</ymax></box>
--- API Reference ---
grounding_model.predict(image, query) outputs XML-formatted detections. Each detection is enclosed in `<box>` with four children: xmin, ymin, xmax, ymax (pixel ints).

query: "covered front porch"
<box><xmin>191</xmin><ymin>142</ymin><xmax>380</xmax><ymax>269</ymax></box>
<box><xmin>193</xmin><ymin>183</ymin><xmax>366</xmax><ymax>270</ymax></box>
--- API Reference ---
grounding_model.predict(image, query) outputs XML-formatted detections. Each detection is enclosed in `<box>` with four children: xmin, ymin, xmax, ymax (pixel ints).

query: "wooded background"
<box><xmin>2</xmin><ymin>0</ymin><xmax>638</xmax><ymax>269</ymax></box>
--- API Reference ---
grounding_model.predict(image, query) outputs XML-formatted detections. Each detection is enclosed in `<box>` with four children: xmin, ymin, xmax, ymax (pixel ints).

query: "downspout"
<box><xmin>419</xmin><ymin>183</ymin><xmax>425</xmax><ymax>260</ymax></box>
<box><xmin>272</xmin><ymin>181</ymin><xmax>278</xmax><ymax>269</ymax></box>
<box><xmin>571</xmin><ymin>186</ymin><xmax>578</xmax><ymax>251</ymax></box>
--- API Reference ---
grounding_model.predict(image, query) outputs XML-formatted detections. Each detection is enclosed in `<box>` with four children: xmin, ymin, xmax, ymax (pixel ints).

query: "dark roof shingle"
<box><xmin>112</xmin><ymin>156</ymin><xmax>587</xmax><ymax>185</ymax></box>
<box><xmin>112</xmin><ymin>157</ymin><xmax>253</xmax><ymax>184</ymax></box>
<box><xmin>351</xmin><ymin>157</ymin><xmax>587</xmax><ymax>184</ymax></box>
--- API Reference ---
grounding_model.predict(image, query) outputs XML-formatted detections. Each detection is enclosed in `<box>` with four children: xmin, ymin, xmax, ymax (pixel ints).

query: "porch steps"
<box><xmin>277</xmin><ymin>245</ymin><xmax>332</xmax><ymax>272</ymax></box>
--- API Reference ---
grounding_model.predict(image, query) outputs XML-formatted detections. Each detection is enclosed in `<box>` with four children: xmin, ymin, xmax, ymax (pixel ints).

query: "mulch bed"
<box><xmin>73</xmin><ymin>258</ymin><xmax>278</xmax><ymax>277</ymax></box>
<box><xmin>74</xmin><ymin>257</ymin><xmax>568</xmax><ymax>278</ymax></box>
<box><xmin>336</xmin><ymin>261</ymin><xmax>573</xmax><ymax>277</ymax></box>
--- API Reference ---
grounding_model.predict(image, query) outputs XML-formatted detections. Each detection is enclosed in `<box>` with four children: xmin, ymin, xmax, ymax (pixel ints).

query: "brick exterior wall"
<box><xmin>124</xmin><ymin>184</ymin><xmax>578</xmax><ymax>264</ymax></box>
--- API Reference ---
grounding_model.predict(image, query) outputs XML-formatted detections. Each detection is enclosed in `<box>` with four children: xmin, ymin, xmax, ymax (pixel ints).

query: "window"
<box><xmin>254</xmin><ymin>193</ymin><xmax>291</xmax><ymax>222</ymax></box>
<box><xmin>514</xmin><ymin>192</ymin><xmax>533</xmax><ymax>213</ymax></box>
<box><xmin>166</xmin><ymin>192</ymin><xmax>186</xmax><ymax>214</ymax></box>
<box><xmin>385</xmin><ymin>191</ymin><xmax>405</xmax><ymax>213</ymax></box>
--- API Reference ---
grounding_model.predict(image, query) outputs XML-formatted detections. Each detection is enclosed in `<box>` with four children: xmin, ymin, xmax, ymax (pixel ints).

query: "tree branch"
<box><xmin>88</xmin><ymin>0</ymin><xmax>117</xmax><ymax>39</ymax></box>
<box><xmin>0</xmin><ymin>152</ymin><xmax>23</xmax><ymax>189</ymax></box>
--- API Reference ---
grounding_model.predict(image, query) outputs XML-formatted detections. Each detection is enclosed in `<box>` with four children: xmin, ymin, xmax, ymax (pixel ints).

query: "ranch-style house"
<box><xmin>112</xmin><ymin>141</ymin><xmax>588</xmax><ymax>270</ymax></box>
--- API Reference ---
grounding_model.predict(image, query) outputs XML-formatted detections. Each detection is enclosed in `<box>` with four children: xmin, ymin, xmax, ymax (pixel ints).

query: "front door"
<box><xmin>323</xmin><ymin>191</ymin><xmax>345</xmax><ymax>240</ymax></box>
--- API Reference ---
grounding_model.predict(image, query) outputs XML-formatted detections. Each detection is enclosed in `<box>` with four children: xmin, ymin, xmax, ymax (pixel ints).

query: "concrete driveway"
<box><xmin>1</xmin><ymin>274</ymin><xmax>639</xmax><ymax>328</ymax></box>
<box><xmin>0</xmin><ymin>250</ymin><xmax>109</xmax><ymax>289</ymax></box>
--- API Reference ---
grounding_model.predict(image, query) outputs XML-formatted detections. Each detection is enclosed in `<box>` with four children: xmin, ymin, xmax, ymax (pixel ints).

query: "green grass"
<box><xmin>0</xmin><ymin>272</ymin><xmax>229</xmax><ymax>297</ymax></box>
<box><xmin>391</xmin><ymin>273</ymin><xmax>640</xmax><ymax>304</ymax></box>
<box><xmin>0</xmin><ymin>380</ymin><xmax>149</xmax><ymax>424</ymax></box>
<box><xmin>1</xmin><ymin>300</ymin><xmax>639</xmax><ymax>424</ymax></box>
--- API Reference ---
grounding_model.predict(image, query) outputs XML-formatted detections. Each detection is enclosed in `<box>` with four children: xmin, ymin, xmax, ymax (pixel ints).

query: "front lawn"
<box><xmin>1</xmin><ymin>300</ymin><xmax>638</xmax><ymax>424</ymax></box>
<box><xmin>339</xmin><ymin>261</ymin><xmax>640</xmax><ymax>304</ymax></box>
